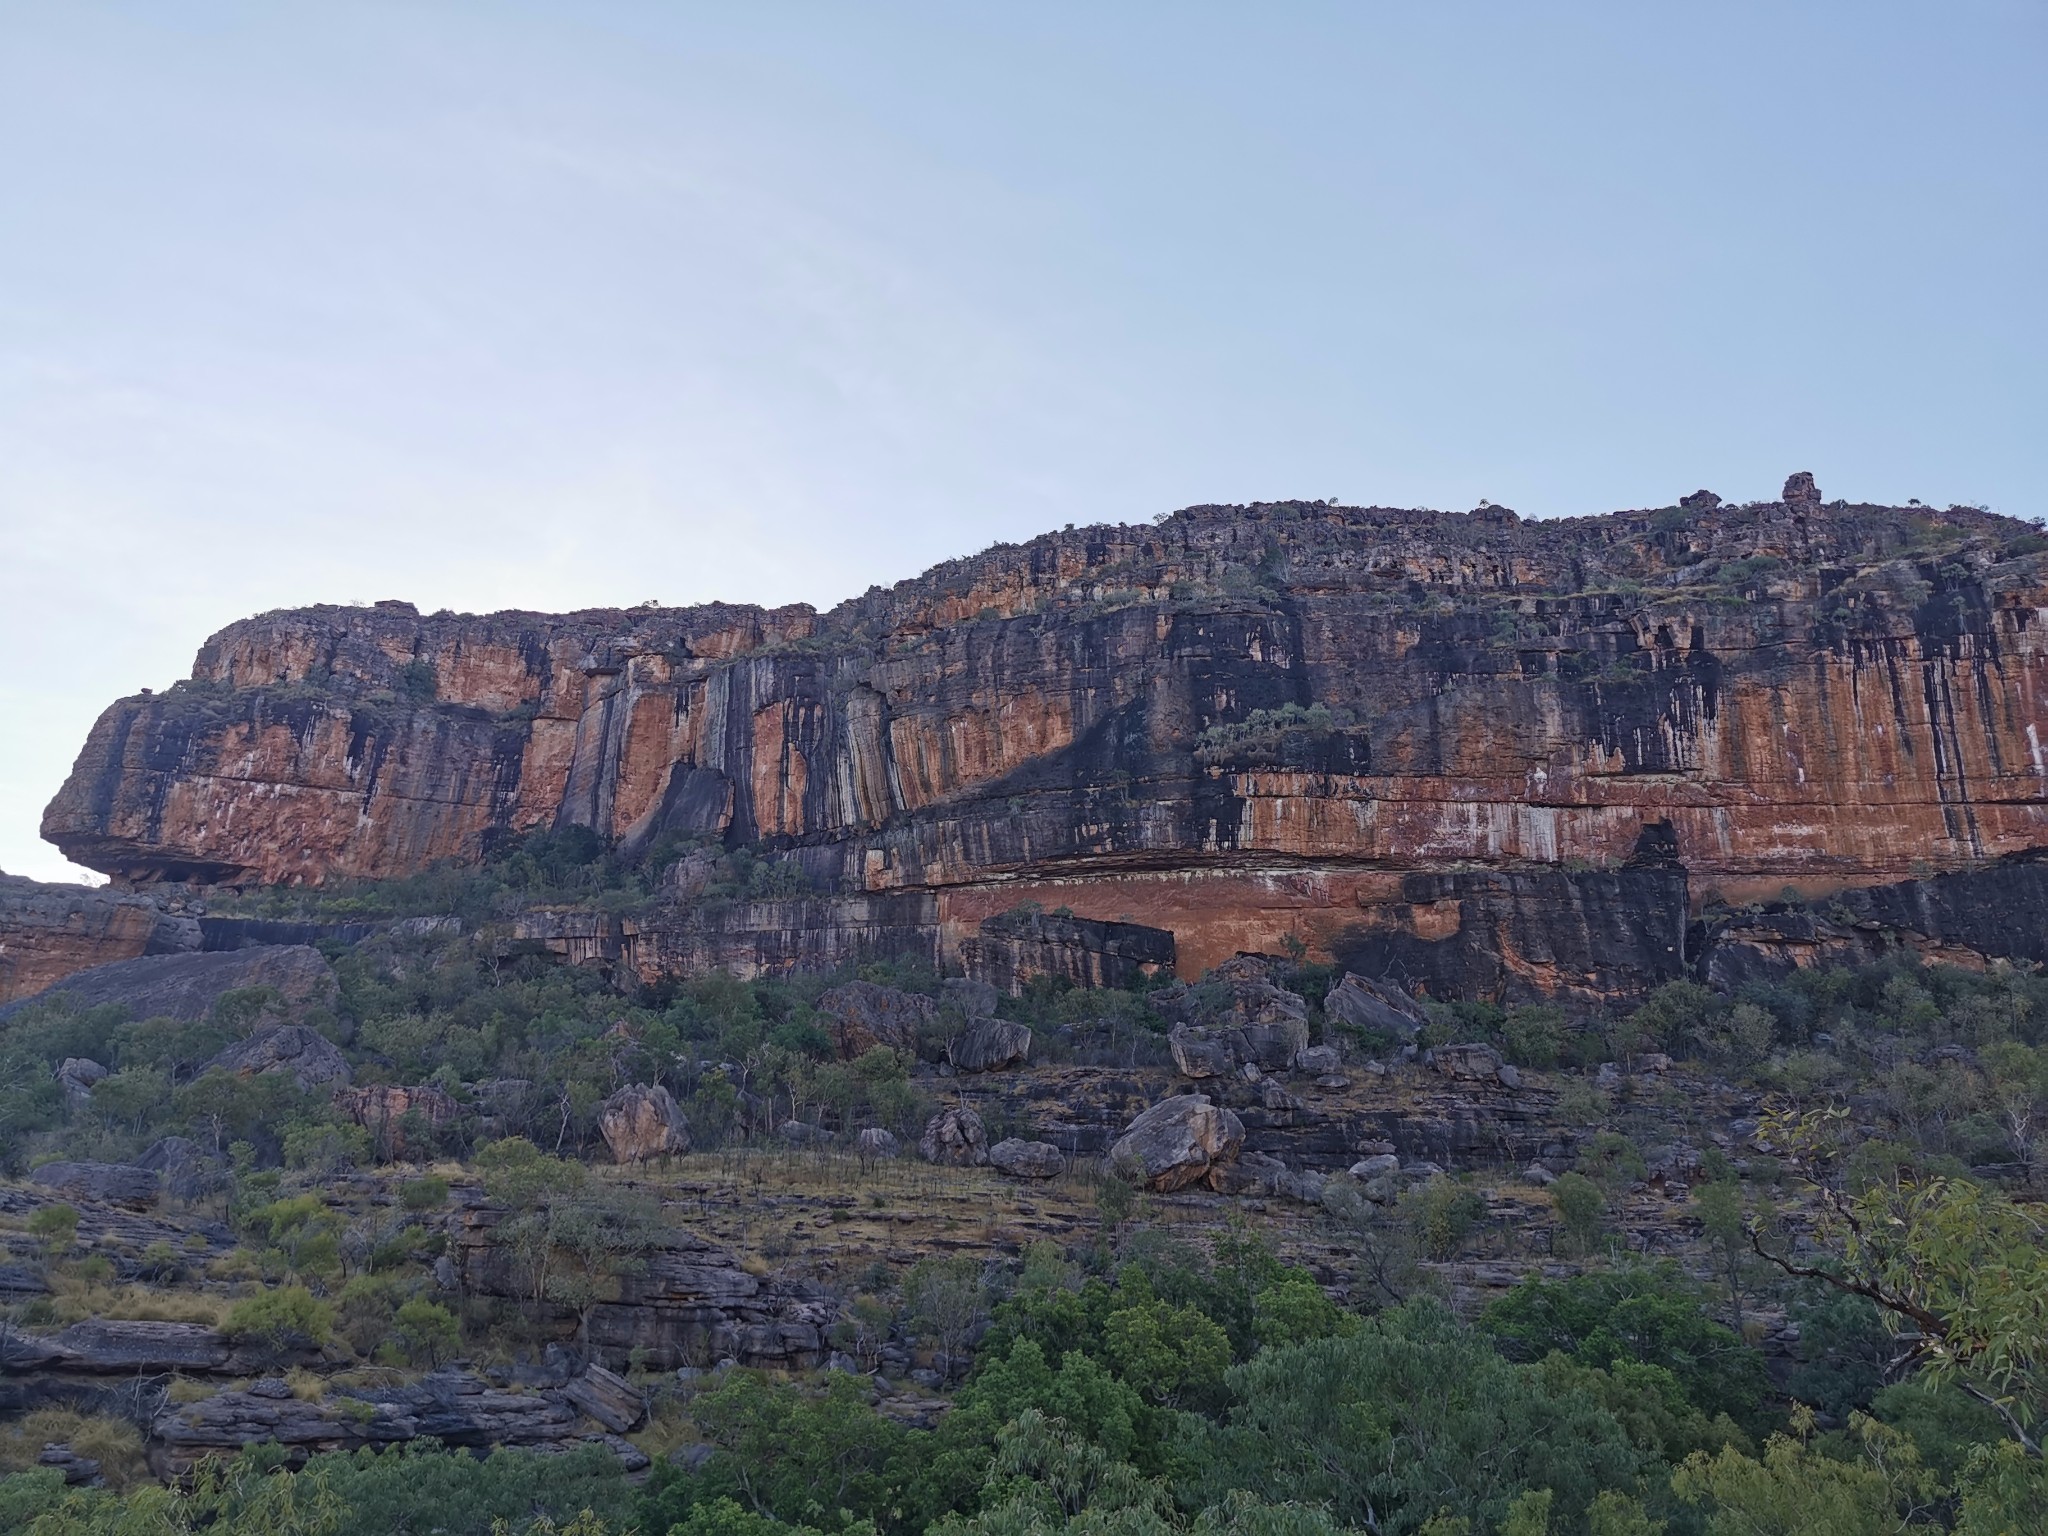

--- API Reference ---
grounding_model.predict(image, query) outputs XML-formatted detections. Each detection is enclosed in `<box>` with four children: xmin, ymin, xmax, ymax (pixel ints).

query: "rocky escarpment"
<box><xmin>43</xmin><ymin>481</ymin><xmax>2048</xmax><ymax>1002</ymax></box>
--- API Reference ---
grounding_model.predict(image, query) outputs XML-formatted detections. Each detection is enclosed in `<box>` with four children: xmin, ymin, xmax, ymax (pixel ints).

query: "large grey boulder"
<box><xmin>816</xmin><ymin>980</ymin><xmax>937</xmax><ymax>1060</ymax></box>
<box><xmin>855</xmin><ymin>1127</ymin><xmax>899</xmax><ymax>1164</ymax></box>
<box><xmin>598</xmin><ymin>1084</ymin><xmax>691</xmax><ymax>1163</ymax></box>
<box><xmin>56</xmin><ymin>1057</ymin><xmax>108</xmax><ymax>1104</ymax></box>
<box><xmin>1324</xmin><ymin>974</ymin><xmax>1428</xmax><ymax>1042</ymax></box>
<box><xmin>1168</xmin><ymin>1026</ymin><xmax>1237</xmax><ymax>1079</ymax></box>
<box><xmin>1108</xmin><ymin>1094</ymin><xmax>1245</xmax><ymax>1192</ymax></box>
<box><xmin>561</xmin><ymin>1362</ymin><xmax>647</xmax><ymax>1433</ymax></box>
<box><xmin>201</xmin><ymin>1024</ymin><xmax>351</xmax><ymax>1090</ymax></box>
<box><xmin>948</xmin><ymin>1019</ymin><xmax>1031</xmax><ymax>1073</ymax></box>
<box><xmin>988</xmin><ymin>1138</ymin><xmax>1064</xmax><ymax>1179</ymax></box>
<box><xmin>917</xmin><ymin>1106</ymin><xmax>989</xmax><ymax>1167</ymax></box>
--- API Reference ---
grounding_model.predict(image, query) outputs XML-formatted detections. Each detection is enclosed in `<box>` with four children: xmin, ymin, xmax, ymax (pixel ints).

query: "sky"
<box><xmin>1</xmin><ymin>2</ymin><xmax>2043</xmax><ymax>884</ymax></box>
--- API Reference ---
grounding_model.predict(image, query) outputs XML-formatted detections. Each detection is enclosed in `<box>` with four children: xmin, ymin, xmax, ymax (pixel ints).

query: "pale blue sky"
<box><xmin>2</xmin><ymin>2</ymin><xmax>2042</xmax><ymax>882</ymax></box>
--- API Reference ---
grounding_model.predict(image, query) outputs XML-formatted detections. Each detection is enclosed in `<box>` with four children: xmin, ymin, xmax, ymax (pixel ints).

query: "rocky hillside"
<box><xmin>38</xmin><ymin>476</ymin><xmax>2048</xmax><ymax>1006</ymax></box>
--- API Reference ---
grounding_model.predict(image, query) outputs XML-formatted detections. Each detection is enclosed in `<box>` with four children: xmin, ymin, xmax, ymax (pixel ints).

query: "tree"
<box><xmin>903</xmin><ymin>1257</ymin><xmax>987</xmax><ymax>1384</ymax></box>
<box><xmin>1693</xmin><ymin>1180</ymin><xmax>1749</xmax><ymax>1329</ymax></box>
<box><xmin>1752</xmin><ymin>1107</ymin><xmax>2048</xmax><ymax>1455</ymax></box>
<box><xmin>221</xmin><ymin>1285</ymin><xmax>333</xmax><ymax>1362</ymax></box>
<box><xmin>1551</xmin><ymin>1174</ymin><xmax>1605</xmax><ymax>1258</ymax></box>
<box><xmin>392</xmin><ymin>1299</ymin><xmax>461</xmax><ymax>1367</ymax></box>
<box><xmin>1198</xmin><ymin>1298</ymin><xmax>1645</xmax><ymax>1535</ymax></box>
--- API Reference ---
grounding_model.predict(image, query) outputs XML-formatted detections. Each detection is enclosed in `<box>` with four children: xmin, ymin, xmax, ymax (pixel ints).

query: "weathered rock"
<box><xmin>1323</xmin><ymin>974</ymin><xmax>1428</xmax><ymax>1042</ymax></box>
<box><xmin>598</xmin><ymin>1084</ymin><xmax>691</xmax><ymax>1163</ymax></box>
<box><xmin>961</xmin><ymin>909</ymin><xmax>1176</xmax><ymax>994</ymax></box>
<box><xmin>855</xmin><ymin>1126</ymin><xmax>899</xmax><ymax>1162</ymax></box>
<box><xmin>949</xmin><ymin>1019</ymin><xmax>1032</xmax><ymax>1073</ymax></box>
<box><xmin>778</xmin><ymin>1119</ymin><xmax>831</xmax><ymax>1146</ymax></box>
<box><xmin>1782</xmin><ymin>470</ymin><xmax>1822</xmax><ymax>508</ymax></box>
<box><xmin>1523</xmin><ymin>1162</ymin><xmax>1558</xmax><ymax>1186</ymax></box>
<box><xmin>1108</xmin><ymin>1094</ymin><xmax>1245</xmax><ymax>1192</ymax></box>
<box><xmin>6</xmin><ymin>1319</ymin><xmax>289</xmax><ymax>1374</ymax></box>
<box><xmin>56</xmin><ymin>1057</ymin><xmax>108</xmax><ymax>1104</ymax></box>
<box><xmin>137</xmin><ymin>1136</ymin><xmax>221</xmax><ymax>1201</ymax></box>
<box><xmin>1427</xmin><ymin>1042</ymin><xmax>1508</xmax><ymax>1083</ymax></box>
<box><xmin>918</xmin><ymin>1106</ymin><xmax>989</xmax><ymax>1167</ymax></box>
<box><xmin>44</xmin><ymin>499</ymin><xmax>2048</xmax><ymax>1005</ymax></box>
<box><xmin>0</xmin><ymin>872</ymin><xmax>199</xmax><ymax>1007</ymax></box>
<box><xmin>2</xmin><ymin>943</ymin><xmax>337</xmax><ymax>1025</ymax></box>
<box><xmin>1349</xmin><ymin>1154</ymin><xmax>1401</xmax><ymax>1179</ymax></box>
<box><xmin>1293</xmin><ymin>1043</ymin><xmax>1342</xmax><ymax>1074</ymax></box>
<box><xmin>1168</xmin><ymin>1025</ymin><xmax>1237</xmax><ymax>1079</ymax></box>
<box><xmin>817</xmin><ymin>981</ymin><xmax>935</xmax><ymax>1059</ymax></box>
<box><xmin>987</xmin><ymin>1138</ymin><xmax>1064</xmax><ymax>1178</ymax></box>
<box><xmin>29</xmin><ymin>1161</ymin><xmax>158</xmax><ymax>1209</ymax></box>
<box><xmin>38</xmin><ymin>1443</ymin><xmax>103</xmax><ymax>1486</ymax></box>
<box><xmin>202</xmin><ymin>1024</ymin><xmax>351</xmax><ymax>1089</ymax></box>
<box><xmin>560</xmin><ymin>1363</ymin><xmax>646</xmax><ymax>1433</ymax></box>
<box><xmin>332</xmin><ymin>1084</ymin><xmax>462</xmax><ymax>1153</ymax></box>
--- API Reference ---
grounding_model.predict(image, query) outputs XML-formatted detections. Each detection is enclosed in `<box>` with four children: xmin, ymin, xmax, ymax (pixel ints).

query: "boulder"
<box><xmin>855</xmin><ymin>1127</ymin><xmax>899</xmax><ymax>1163</ymax></box>
<box><xmin>1107</xmin><ymin>1094</ymin><xmax>1245</xmax><ymax>1192</ymax></box>
<box><xmin>1168</xmin><ymin>1025</ymin><xmax>1237</xmax><ymax>1079</ymax></box>
<box><xmin>1294</xmin><ymin>1043</ymin><xmax>1342</xmax><ymax>1074</ymax></box>
<box><xmin>1348</xmin><ymin>1154</ymin><xmax>1400</xmax><ymax>1179</ymax></box>
<box><xmin>917</xmin><ymin>1106</ymin><xmax>989</xmax><ymax>1167</ymax></box>
<box><xmin>597</xmin><ymin>1084</ymin><xmax>691</xmax><ymax>1163</ymax></box>
<box><xmin>333</xmin><ymin>1084</ymin><xmax>462</xmax><ymax>1153</ymax></box>
<box><xmin>29</xmin><ymin>1161</ymin><xmax>158</xmax><ymax>1208</ymax></box>
<box><xmin>56</xmin><ymin>1057</ymin><xmax>108</xmax><ymax>1104</ymax></box>
<box><xmin>1213</xmin><ymin>1151</ymin><xmax>1325</xmax><ymax>1203</ymax></box>
<box><xmin>37</xmin><ymin>1444</ymin><xmax>102</xmax><ymax>1487</ymax></box>
<box><xmin>1522</xmin><ymin>1163</ymin><xmax>1558</xmax><ymax>1187</ymax></box>
<box><xmin>816</xmin><ymin>980</ymin><xmax>936</xmax><ymax>1060</ymax></box>
<box><xmin>1323</xmin><ymin>974</ymin><xmax>1428</xmax><ymax>1042</ymax></box>
<box><xmin>1783</xmin><ymin>470</ymin><xmax>1822</xmax><ymax>508</ymax></box>
<box><xmin>948</xmin><ymin>1019</ymin><xmax>1032</xmax><ymax>1073</ymax></box>
<box><xmin>561</xmin><ymin>1362</ymin><xmax>647</xmax><ymax>1433</ymax></box>
<box><xmin>987</xmin><ymin>1138</ymin><xmax>1064</xmax><ymax>1179</ymax></box>
<box><xmin>777</xmin><ymin>1120</ymin><xmax>831</xmax><ymax>1146</ymax></box>
<box><xmin>202</xmin><ymin>1024</ymin><xmax>351</xmax><ymax>1090</ymax></box>
<box><xmin>1239</xmin><ymin>1014</ymin><xmax>1311</xmax><ymax>1071</ymax></box>
<box><xmin>138</xmin><ymin>1136</ymin><xmax>221</xmax><ymax>1201</ymax></box>
<box><xmin>1427</xmin><ymin>1042</ymin><xmax>1507</xmax><ymax>1083</ymax></box>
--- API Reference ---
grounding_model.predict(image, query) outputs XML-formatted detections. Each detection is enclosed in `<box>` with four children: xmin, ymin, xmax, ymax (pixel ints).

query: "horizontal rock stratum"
<box><xmin>41</xmin><ymin>483</ymin><xmax>2048</xmax><ymax>1000</ymax></box>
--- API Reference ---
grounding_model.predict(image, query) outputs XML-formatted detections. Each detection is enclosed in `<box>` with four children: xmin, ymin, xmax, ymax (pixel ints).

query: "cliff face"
<box><xmin>43</xmin><ymin>483</ymin><xmax>2048</xmax><ymax>1000</ymax></box>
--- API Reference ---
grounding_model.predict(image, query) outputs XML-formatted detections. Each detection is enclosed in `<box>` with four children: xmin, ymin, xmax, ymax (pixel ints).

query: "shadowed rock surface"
<box><xmin>0</xmin><ymin>943</ymin><xmax>337</xmax><ymax>1024</ymax></box>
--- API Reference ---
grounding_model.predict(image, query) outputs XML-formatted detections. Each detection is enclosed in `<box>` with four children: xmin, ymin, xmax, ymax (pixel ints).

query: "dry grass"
<box><xmin>49</xmin><ymin>1276</ymin><xmax>227</xmax><ymax>1326</ymax></box>
<box><xmin>286</xmin><ymin>1367</ymin><xmax>328</xmax><ymax>1400</ymax></box>
<box><xmin>0</xmin><ymin>1410</ymin><xmax>149</xmax><ymax>1492</ymax></box>
<box><xmin>165</xmin><ymin>1376</ymin><xmax>216</xmax><ymax>1404</ymax></box>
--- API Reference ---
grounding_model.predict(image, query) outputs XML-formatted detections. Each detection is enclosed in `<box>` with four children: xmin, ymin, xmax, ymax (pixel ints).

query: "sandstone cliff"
<box><xmin>43</xmin><ymin>481</ymin><xmax>2048</xmax><ymax>1000</ymax></box>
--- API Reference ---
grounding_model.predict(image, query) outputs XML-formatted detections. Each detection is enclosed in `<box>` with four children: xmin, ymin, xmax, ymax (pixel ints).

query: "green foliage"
<box><xmin>1550</xmin><ymin>1172</ymin><xmax>1606</xmax><ymax>1258</ymax></box>
<box><xmin>391</xmin><ymin>1298</ymin><xmax>461</xmax><ymax>1367</ymax></box>
<box><xmin>220</xmin><ymin>1284</ymin><xmax>333</xmax><ymax>1356</ymax></box>
<box><xmin>1399</xmin><ymin>1174</ymin><xmax>1485</xmax><ymax>1262</ymax></box>
<box><xmin>27</xmin><ymin>1203</ymin><xmax>79</xmax><ymax>1255</ymax></box>
<box><xmin>1481</xmin><ymin>1266</ymin><xmax>1775</xmax><ymax>1433</ymax></box>
<box><xmin>1195</xmin><ymin>1298</ymin><xmax>1647</xmax><ymax>1534</ymax></box>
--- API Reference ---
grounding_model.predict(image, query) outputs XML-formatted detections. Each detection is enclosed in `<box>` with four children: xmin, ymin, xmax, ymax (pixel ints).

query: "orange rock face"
<box><xmin>0</xmin><ymin>874</ymin><xmax>196</xmax><ymax>1005</ymax></box>
<box><xmin>41</xmin><ymin>495</ymin><xmax>2048</xmax><ymax>997</ymax></box>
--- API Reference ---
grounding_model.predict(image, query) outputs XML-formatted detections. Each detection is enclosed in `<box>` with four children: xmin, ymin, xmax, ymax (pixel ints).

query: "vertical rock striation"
<box><xmin>41</xmin><ymin>489</ymin><xmax>2048</xmax><ymax>1001</ymax></box>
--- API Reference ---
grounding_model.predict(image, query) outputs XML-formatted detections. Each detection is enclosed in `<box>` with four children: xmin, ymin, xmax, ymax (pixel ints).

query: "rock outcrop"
<box><xmin>817</xmin><ymin>980</ymin><xmax>936</xmax><ymax>1059</ymax></box>
<box><xmin>988</xmin><ymin>1138</ymin><xmax>1065</xmax><ymax>1178</ymax></box>
<box><xmin>0</xmin><ymin>943</ymin><xmax>338</xmax><ymax>1024</ymax></box>
<box><xmin>1108</xmin><ymin>1094</ymin><xmax>1246</xmax><ymax>1192</ymax></box>
<box><xmin>201</xmin><ymin>1024</ymin><xmax>351</xmax><ymax>1090</ymax></box>
<box><xmin>0</xmin><ymin>873</ymin><xmax>198</xmax><ymax>1006</ymax></box>
<box><xmin>597</xmin><ymin>1084</ymin><xmax>691</xmax><ymax>1163</ymax></box>
<box><xmin>43</xmin><ymin>494</ymin><xmax>2048</xmax><ymax>1004</ymax></box>
<box><xmin>918</xmin><ymin>1106</ymin><xmax>990</xmax><ymax>1167</ymax></box>
<box><xmin>948</xmin><ymin>1019</ymin><xmax>1032</xmax><ymax>1073</ymax></box>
